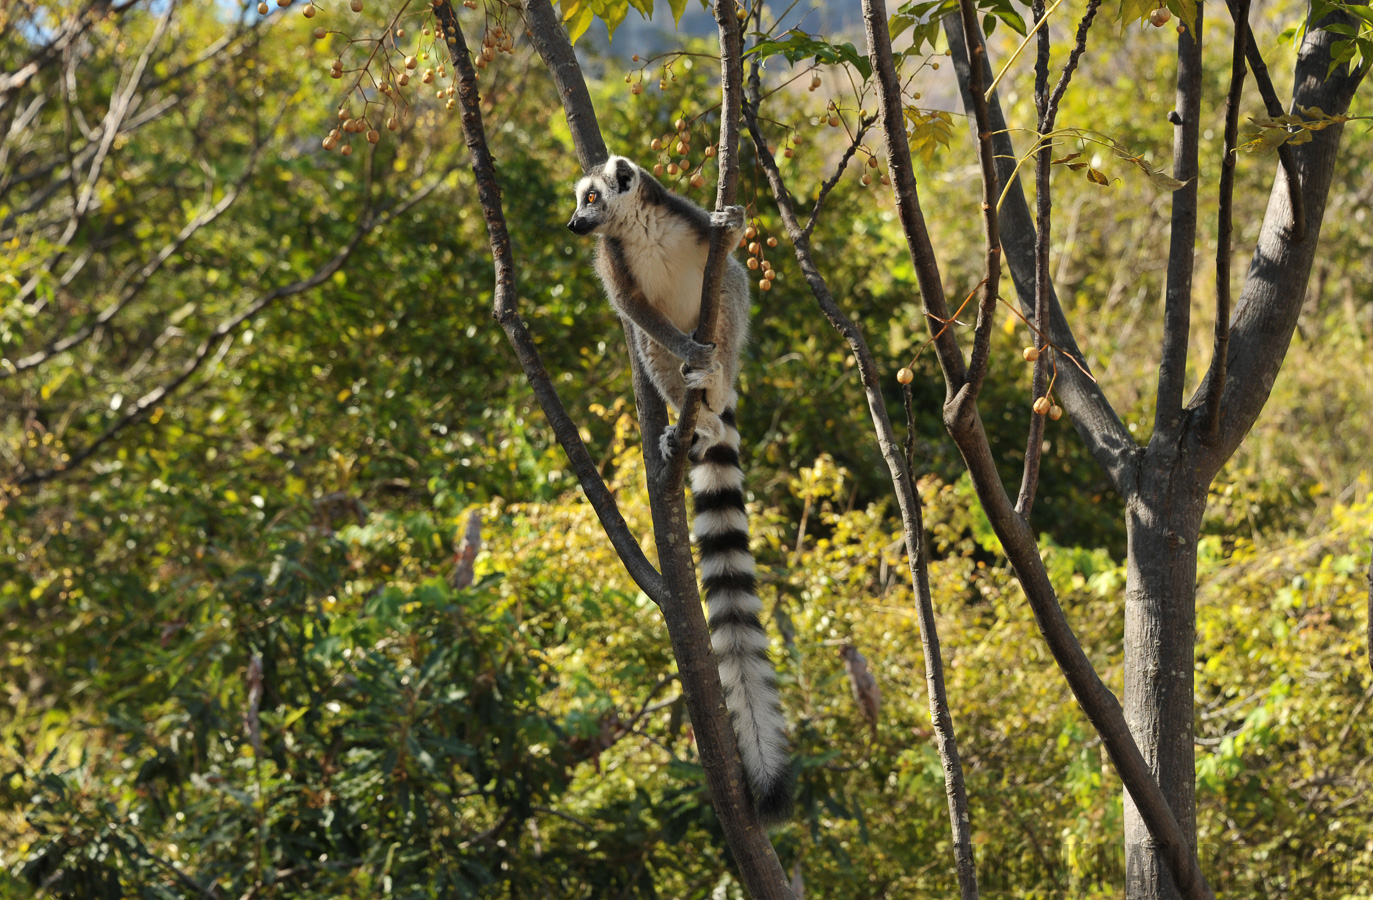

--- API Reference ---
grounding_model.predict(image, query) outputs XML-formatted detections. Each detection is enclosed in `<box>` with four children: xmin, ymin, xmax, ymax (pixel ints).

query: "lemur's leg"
<box><xmin>638</xmin><ymin>332</ymin><xmax>728</xmax><ymax>462</ymax></box>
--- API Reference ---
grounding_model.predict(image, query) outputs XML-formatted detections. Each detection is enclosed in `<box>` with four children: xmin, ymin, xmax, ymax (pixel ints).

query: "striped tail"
<box><xmin>690</xmin><ymin>407</ymin><xmax>792</xmax><ymax>823</ymax></box>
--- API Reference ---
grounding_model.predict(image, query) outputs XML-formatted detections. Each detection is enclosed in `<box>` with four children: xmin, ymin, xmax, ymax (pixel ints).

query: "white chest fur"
<box><xmin>616</xmin><ymin>203</ymin><xmax>709</xmax><ymax>333</ymax></box>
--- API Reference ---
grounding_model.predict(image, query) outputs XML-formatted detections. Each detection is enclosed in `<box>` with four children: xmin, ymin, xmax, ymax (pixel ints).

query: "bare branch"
<box><xmin>13</xmin><ymin>0</ymin><xmax>176</xmax><ymax>306</ymax></box>
<box><xmin>13</xmin><ymin>152</ymin><xmax>424</xmax><ymax>489</ymax></box>
<box><xmin>4</xmin><ymin>120</ymin><xmax>272</xmax><ymax>379</ymax></box>
<box><xmin>519</xmin><ymin>0</ymin><xmax>607</xmax><ymax>170</ymax></box>
<box><xmin>1223</xmin><ymin>0</ymin><xmax>1305</xmax><ymax>241</ymax></box>
<box><xmin>954</xmin><ymin>0</ymin><xmax>1003</xmax><ymax>402</ymax></box>
<box><xmin>433</xmin><ymin>2</ymin><xmax>665</xmax><ymax>606</ymax></box>
<box><xmin>745</xmin><ymin>80</ymin><xmax>979</xmax><ymax>900</ymax></box>
<box><xmin>864</xmin><ymin>1</ymin><xmax>1216</xmax><ymax>895</ymax></box>
<box><xmin>664</xmin><ymin>0</ymin><xmax>744</xmax><ymax>487</ymax></box>
<box><xmin>1016</xmin><ymin>0</ymin><xmax>1101</xmax><ymax>518</ymax></box>
<box><xmin>1202</xmin><ymin>0</ymin><xmax>1250</xmax><ymax>440</ymax></box>
<box><xmin>943</xmin><ymin>17</ymin><xmax>1136</xmax><ymax>497</ymax></box>
<box><xmin>1152</xmin><ymin>4</ymin><xmax>1204</xmax><ymax>441</ymax></box>
<box><xmin>1196</xmin><ymin>10</ymin><xmax>1367</xmax><ymax>470</ymax></box>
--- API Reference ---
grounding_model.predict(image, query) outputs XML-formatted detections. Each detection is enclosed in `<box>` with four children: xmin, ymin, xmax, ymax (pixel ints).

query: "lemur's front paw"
<box><xmin>711</xmin><ymin>205</ymin><xmax>747</xmax><ymax>240</ymax></box>
<box><xmin>659</xmin><ymin>430</ymin><xmax>677</xmax><ymax>462</ymax></box>
<box><xmin>683</xmin><ymin>339</ymin><xmax>718</xmax><ymax>373</ymax></box>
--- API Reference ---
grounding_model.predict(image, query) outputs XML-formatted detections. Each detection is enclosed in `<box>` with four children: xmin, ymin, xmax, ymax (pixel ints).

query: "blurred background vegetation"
<box><xmin>2</xmin><ymin>1</ymin><xmax>1370</xmax><ymax>897</ymax></box>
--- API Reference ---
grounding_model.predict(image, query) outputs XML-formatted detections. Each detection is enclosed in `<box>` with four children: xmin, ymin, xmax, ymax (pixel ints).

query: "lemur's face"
<box><xmin>567</xmin><ymin>156</ymin><xmax>638</xmax><ymax>235</ymax></box>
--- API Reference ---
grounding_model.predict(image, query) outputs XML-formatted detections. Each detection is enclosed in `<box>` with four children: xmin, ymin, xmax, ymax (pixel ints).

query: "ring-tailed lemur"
<box><xmin>568</xmin><ymin>156</ymin><xmax>792</xmax><ymax>822</ymax></box>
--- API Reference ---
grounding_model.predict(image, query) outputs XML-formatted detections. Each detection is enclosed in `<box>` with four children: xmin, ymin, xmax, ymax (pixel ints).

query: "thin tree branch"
<box><xmin>664</xmin><ymin>0</ymin><xmax>744</xmax><ymax>487</ymax></box>
<box><xmin>433</xmin><ymin>2</ymin><xmax>665</xmax><ymax>606</ymax></box>
<box><xmin>943</xmin><ymin>16</ymin><xmax>1136</xmax><ymax>497</ymax></box>
<box><xmin>1223</xmin><ymin>0</ymin><xmax>1305</xmax><ymax>242</ymax></box>
<box><xmin>1195</xmin><ymin>9</ymin><xmax>1367</xmax><ymax>470</ymax></box>
<box><xmin>1016</xmin><ymin>0</ymin><xmax>1101</xmax><ymax>518</ymax></box>
<box><xmin>13</xmin><ymin>154</ymin><xmax>409</xmax><ymax>489</ymax></box>
<box><xmin>4</xmin><ymin>121</ymin><xmax>272</xmax><ymax>379</ymax></box>
<box><xmin>501</xmin><ymin>4</ymin><xmax>795</xmax><ymax>894</ymax></box>
<box><xmin>519</xmin><ymin>0</ymin><xmax>607</xmax><ymax>171</ymax></box>
<box><xmin>1202</xmin><ymin>0</ymin><xmax>1250</xmax><ymax>440</ymax></box>
<box><xmin>1152</xmin><ymin>2</ymin><xmax>1204</xmax><ymax>441</ymax></box>
<box><xmin>745</xmin><ymin>78</ymin><xmax>979</xmax><ymax>900</ymax></box>
<box><xmin>862</xmin><ymin>1</ymin><xmax>1215</xmax><ymax>896</ymax></box>
<box><xmin>14</xmin><ymin>0</ymin><xmax>176</xmax><ymax>306</ymax></box>
<box><xmin>955</xmin><ymin>0</ymin><xmax>1002</xmax><ymax>402</ymax></box>
<box><xmin>1016</xmin><ymin>0</ymin><xmax>1053</xmax><ymax>519</ymax></box>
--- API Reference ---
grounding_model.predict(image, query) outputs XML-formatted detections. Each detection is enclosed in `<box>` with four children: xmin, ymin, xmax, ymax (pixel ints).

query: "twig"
<box><xmin>747</xmin><ymin>45</ymin><xmax>979</xmax><ymax>900</ymax></box>
<box><xmin>1016</xmin><ymin>0</ymin><xmax>1101</xmax><ymax>518</ymax></box>
<box><xmin>664</xmin><ymin>0</ymin><xmax>744</xmax><ymax>488</ymax></box>
<box><xmin>434</xmin><ymin>1</ymin><xmax>665</xmax><ymax>606</ymax></box>
<box><xmin>1203</xmin><ymin>0</ymin><xmax>1250</xmax><ymax>440</ymax></box>
<box><xmin>862</xmin><ymin>1</ymin><xmax>1216</xmax><ymax>896</ymax></box>
<box><xmin>943</xmin><ymin>16</ymin><xmax>1137</xmax><ymax>496</ymax></box>
<box><xmin>956</xmin><ymin>0</ymin><xmax>1003</xmax><ymax>403</ymax></box>
<box><xmin>1153</xmin><ymin>2</ymin><xmax>1204</xmax><ymax>440</ymax></box>
<box><xmin>1222</xmin><ymin>0</ymin><xmax>1304</xmax><ymax>242</ymax></box>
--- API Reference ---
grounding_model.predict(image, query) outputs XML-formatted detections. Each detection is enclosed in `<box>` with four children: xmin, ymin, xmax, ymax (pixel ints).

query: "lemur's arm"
<box><xmin>601</xmin><ymin>238</ymin><xmax>716</xmax><ymax>369</ymax></box>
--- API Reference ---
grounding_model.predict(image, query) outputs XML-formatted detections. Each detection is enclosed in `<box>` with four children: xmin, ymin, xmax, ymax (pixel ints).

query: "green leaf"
<box><xmin>1120</xmin><ymin>0</ymin><xmax>1154</xmax><ymax>27</ymax></box>
<box><xmin>669</xmin><ymin>0</ymin><xmax>688</xmax><ymax>28</ymax></box>
<box><xmin>600</xmin><ymin>0</ymin><xmax>629</xmax><ymax>40</ymax></box>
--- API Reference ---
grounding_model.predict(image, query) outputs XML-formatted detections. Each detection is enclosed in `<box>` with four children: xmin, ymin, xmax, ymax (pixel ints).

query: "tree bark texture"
<box><xmin>1123</xmin><ymin>462</ymin><xmax>1207</xmax><ymax>900</ymax></box>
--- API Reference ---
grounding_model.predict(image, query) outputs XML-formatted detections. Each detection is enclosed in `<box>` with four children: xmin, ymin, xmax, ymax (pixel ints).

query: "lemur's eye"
<box><xmin>586</xmin><ymin>191</ymin><xmax>598</xmax><ymax>203</ymax></box>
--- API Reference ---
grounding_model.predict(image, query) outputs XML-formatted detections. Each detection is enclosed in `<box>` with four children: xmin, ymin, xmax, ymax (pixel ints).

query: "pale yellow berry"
<box><xmin>667</xmin><ymin>163</ymin><xmax>679</xmax><ymax>175</ymax></box>
<box><xmin>704</xmin><ymin>145</ymin><xmax>716</xmax><ymax>158</ymax></box>
<box><xmin>1033</xmin><ymin>397</ymin><xmax>1051</xmax><ymax>415</ymax></box>
<box><xmin>1149</xmin><ymin>6</ymin><xmax>1172</xmax><ymax>26</ymax></box>
<box><xmin>257</xmin><ymin>1</ymin><xmax>268</xmax><ymax>13</ymax></box>
<box><xmin>654</xmin><ymin>164</ymin><xmax>664</xmax><ymax>176</ymax></box>
<box><xmin>367</xmin><ymin>129</ymin><xmax>380</xmax><ymax>143</ymax></box>
<box><xmin>631</xmin><ymin>83</ymin><xmax>643</xmax><ymax>95</ymax></box>
<box><xmin>313</xmin><ymin>25</ymin><xmax>326</xmax><ymax>38</ymax></box>
<box><xmin>350</xmin><ymin>0</ymin><xmax>362</xmax><ymax>11</ymax></box>
<box><xmin>747</xmin><ymin>258</ymin><xmax>759</xmax><ymax>270</ymax></box>
<box><xmin>386</xmin><ymin>116</ymin><xmax>400</xmax><ymax>130</ymax></box>
<box><xmin>397</xmin><ymin>72</ymin><xmax>409</xmax><ymax>85</ymax></box>
<box><xmin>868</xmin><ymin>155</ymin><xmax>878</xmax><ymax>168</ymax></box>
<box><xmin>690</xmin><ymin>173</ymin><xmax>706</xmax><ymax>188</ymax></box>
<box><xmin>861</xmin><ymin>173</ymin><xmax>872</xmax><ymax>186</ymax></box>
<box><xmin>828</xmin><ymin>115</ymin><xmax>840</xmax><ymax>127</ymax></box>
<box><xmin>766</xmin><ymin>236</ymin><xmax>777</xmax><ymax>248</ymax></box>
<box><xmin>897</xmin><ymin>367</ymin><xmax>914</xmax><ymax>385</ymax></box>
<box><xmin>651</xmin><ymin>138</ymin><xmax>662</xmax><ymax>150</ymax></box>
<box><xmin>341</xmin><ymin>144</ymin><xmax>354</xmax><ymax>156</ymax></box>
<box><xmin>405</xmin><ymin>55</ymin><xmax>418</xmax><ymax>69</ymax></box>
<box><xmin>303</xmin><ymin>3</ymin><xmax>316</xmax><ymax>16</ymax></box>
<box><xmin>1023</xmin><ymin>346</ymin><xmax>1040</xmax><ymax>362</ymax></box>
<box><xmin>744</xmin><ymin>225</ymin><xmax>757</xmax><ymax>239</ymax></box>
<box><xmin>1049</xmin><ymin>405</ymin><xmax>1063</xmax><ymax>420</ymax></box>
<box><xmin>674</xmin><ymin>117</ymin><xmax>686</xmax><ymax>130</ymax></box>
<box><xmin>760</xmin><ymin>279</ymin><xmax>772</xmax><ymax>291</ymax></box>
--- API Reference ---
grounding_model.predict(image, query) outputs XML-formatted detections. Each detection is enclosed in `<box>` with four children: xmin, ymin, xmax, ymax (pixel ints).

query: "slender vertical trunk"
<box><xmin>1123</xmin><ymin>457</ymin><xmax>1207</xmax><ymax>900</ymax></box>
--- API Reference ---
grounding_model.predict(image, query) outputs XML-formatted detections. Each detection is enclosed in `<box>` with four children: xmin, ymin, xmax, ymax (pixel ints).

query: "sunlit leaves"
<box><xmin>746</xmin><ymin>30</ymin><xmax>873</xmax><ymax>80</ymax></box>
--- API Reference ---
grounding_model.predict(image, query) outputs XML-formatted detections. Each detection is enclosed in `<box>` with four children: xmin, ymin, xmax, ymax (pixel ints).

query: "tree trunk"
<box><xmin>1123</xmin><ymin>450</ymin><xmax>1207</xmax><ymax>900</ymax></box>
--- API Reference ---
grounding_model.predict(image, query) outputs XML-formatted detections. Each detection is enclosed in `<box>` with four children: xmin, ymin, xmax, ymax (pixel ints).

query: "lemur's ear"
<box><xmin>612</xmin><ymin>157</ymin><xmax>636</xmax><ymax>194</ymax></box>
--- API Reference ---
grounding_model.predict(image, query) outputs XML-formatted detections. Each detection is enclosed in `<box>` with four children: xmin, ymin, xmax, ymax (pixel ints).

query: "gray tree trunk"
<box><xmin>1124</xmin><ymin>456</ymin><xmax>1208</xmax><ymax>899</ymax></box>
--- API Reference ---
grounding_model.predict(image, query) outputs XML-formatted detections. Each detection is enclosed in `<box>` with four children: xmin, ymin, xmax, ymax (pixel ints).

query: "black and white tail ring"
<box><xmin>690</xmin><ymin>406</ymin><xmax>792</xmax><ymax>822</ymax></box>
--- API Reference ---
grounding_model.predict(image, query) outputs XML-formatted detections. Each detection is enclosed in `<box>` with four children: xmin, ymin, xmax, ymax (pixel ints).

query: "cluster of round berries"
<box><xmin>648</xmin><ymin>118</ymin><xmax>716</xmax><ymax>190</ymax></box>
<box><xmin>741</xmin><ymin>223</ymin><xmax>779</xmax><ymax>292</ymax></box>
